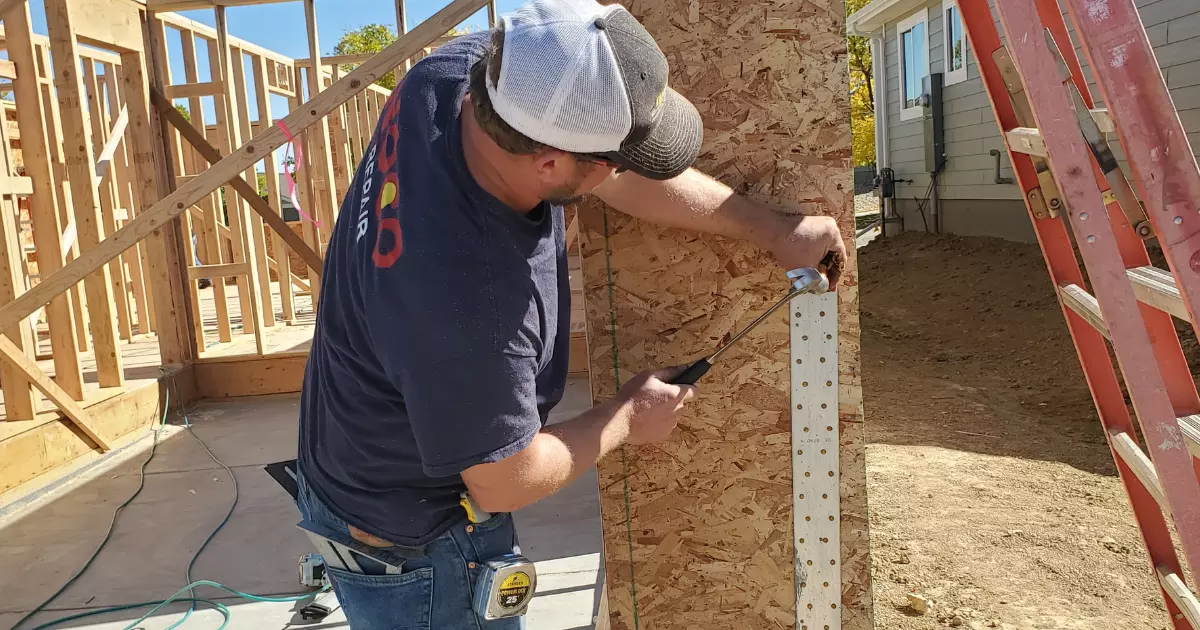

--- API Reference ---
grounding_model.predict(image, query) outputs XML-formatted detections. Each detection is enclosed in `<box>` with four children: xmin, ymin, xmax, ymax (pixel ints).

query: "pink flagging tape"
<box><xmin>277</xmin><ymin>120</ymin><xmax>321</xmax><ymax>228</ymax></box>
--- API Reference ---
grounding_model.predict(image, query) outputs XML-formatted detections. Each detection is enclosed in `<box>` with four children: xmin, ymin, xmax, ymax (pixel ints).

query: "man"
<box><xmin>295</xmin><ymin>0</ymin><xmax>847</xmax><ymax>627</ymax></box>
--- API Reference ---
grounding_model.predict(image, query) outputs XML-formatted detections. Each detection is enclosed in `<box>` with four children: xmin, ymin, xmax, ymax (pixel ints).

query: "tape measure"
<box><xmin>472</xmin><ymin>554</ymin><xmax>537</xmax><ymax>620</ymax></box>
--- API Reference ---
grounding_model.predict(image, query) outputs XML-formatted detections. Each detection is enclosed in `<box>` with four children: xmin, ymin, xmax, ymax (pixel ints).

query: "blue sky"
<box><xmin>23</xmin><ymin>0</ymin><xmax>526</xmax><ymax>173</ymax></box>
<box><xmin>28</xmin><ymin>0</ymin><xmax>524</xmax><ymax>59</ymax></box>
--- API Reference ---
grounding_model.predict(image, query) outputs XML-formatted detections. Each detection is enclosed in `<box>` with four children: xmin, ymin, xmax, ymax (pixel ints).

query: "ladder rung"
<box><xmin>1128</xmin><ymin>266</ymin><xmax>1190</xmax><ymax>322</ymax></box>
<box><xmin>1006</xmin><ymin>127</ymin><xmax>1047</xmax><ymax>156</ymax></box>
<box><xmin>1090</xmin><ymin>108</ymin><xmax>1115</xmax><ymax>134</ymax></box>
<box><xmin>1177</xmin><ymin>415</ymin><xmax>1200</xmax><ymax>462</ymax></box>
<box><xmin>1058</xmin><ymin>284</ymin><xmax>1108</xmax><ymax>338</ymax></box>
<box><xmin>1005</xmin><ymin>109</ymin><xmax>1113</xmax><ymax>156</ymax></box>
<box><xmin>1110</xmin><ymin>431</ymin><xmax>1169</xmax><ymax>514</ymax></box>
<box><xmin>1157</xmin><ymin>567</ymin><xmax>1200</xmax><ymax>628</ymax></box>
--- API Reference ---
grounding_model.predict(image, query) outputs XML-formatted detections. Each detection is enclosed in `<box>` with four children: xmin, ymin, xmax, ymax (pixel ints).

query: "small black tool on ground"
<box><xmin>668</xmin><ymin>262</ymin><xmax>832</xmax><ymax>385</ymax></box>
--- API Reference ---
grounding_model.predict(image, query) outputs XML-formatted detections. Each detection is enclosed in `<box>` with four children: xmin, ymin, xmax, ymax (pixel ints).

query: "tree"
<box><xmin>850</xmin><ymin>75</ymin><xmax>876</xmax><ymax>167</ymax></box>
<box><xmin>333</xmin><ymin>24</ymin><xmax>471</xmax><ymax>90</ymax></box>
<box><xmin>335</xmin><ymin>24</ymin><xmax>398</xmax><ymax>89</ymax></box>
<box><xmin>846</xmin><ymin>0</ymin><xmax>873</xmax><ymax>111</ymax></box>
<box><xmin>175</xmin><ymin>104</ymin><xmax>192</xmax><ymax>123</ymax></box>
<box><xmin>846</xmin><ymin>0</ymin><xmax>875</xmax><ymax>167</ymax></box>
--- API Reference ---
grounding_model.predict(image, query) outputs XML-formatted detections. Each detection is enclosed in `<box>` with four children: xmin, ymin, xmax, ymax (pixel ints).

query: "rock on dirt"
<box><xmin>862</xmin><ymin>233</ymin><xmax>1181</xmax><ymax>630</ymax></box>
<box><xmin>907</xmin><ymin>593</ymin><xmax>931</xmax><ymax>614</ymax></box>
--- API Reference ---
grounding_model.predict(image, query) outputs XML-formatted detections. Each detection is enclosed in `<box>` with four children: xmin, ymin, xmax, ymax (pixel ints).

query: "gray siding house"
<box><xmin>847</xmin><ymin>0</ymin><xmax>1200</xmax><ymax>242</ymax></box>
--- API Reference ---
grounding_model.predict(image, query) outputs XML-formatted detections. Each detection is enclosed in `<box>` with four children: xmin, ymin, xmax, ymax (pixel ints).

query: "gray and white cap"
<box><xmin>485</xmin><ymin>0</ymin><xmax>703</xmax><ymax>180</ymax></box>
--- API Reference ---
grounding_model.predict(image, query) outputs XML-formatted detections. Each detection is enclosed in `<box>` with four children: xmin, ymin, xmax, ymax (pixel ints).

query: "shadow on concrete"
<box><xmin>0</xmin><ymin>379</ymin><xmax>604</xmax><ymax>630</ymax></box>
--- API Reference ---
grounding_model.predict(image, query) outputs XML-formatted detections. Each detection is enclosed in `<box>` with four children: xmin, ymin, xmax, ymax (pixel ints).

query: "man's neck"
<box><xmin>460</xmin><ymin>98</ymin><xmax>542</xmax><ymax>213</ymax></box>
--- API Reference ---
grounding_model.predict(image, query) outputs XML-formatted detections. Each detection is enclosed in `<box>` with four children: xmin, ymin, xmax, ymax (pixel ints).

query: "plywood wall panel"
<box><xmin>577</xmin><ymin>0</ymin><xmax>870</xmax><ymax>628</ymax></box>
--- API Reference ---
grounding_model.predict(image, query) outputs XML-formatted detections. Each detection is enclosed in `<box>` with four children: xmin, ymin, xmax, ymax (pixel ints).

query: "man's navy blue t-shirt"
<box><xmin>297</xmin><ymin>33</ymin><xmax>570</xmax><ymax>546</ymax></box>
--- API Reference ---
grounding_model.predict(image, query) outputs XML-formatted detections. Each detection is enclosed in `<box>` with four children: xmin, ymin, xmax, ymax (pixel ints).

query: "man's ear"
<box><xmin>532</xmin><ymin>149</ymin><xmax>569</xmax><ymax>183</ymax></box>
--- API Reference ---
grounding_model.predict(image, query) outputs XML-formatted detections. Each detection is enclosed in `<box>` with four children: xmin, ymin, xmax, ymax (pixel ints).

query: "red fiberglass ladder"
<box><xmin>959</xmin><ymin>0</ymin><xmax>1200</xmax><ymax>626</ymax></box>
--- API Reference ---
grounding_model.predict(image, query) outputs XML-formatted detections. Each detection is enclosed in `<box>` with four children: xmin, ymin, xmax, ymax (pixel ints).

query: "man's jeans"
<box><xmin>295</xmin><ymin>471</ymin><xmax>526</xmax><ymax>629</ymax></box>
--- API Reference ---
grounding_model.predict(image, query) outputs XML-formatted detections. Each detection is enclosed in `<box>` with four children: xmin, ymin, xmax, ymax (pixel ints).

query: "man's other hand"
<box><xmin>616</xmin><ymin>368</ymin><xmax>697</xmax><ymax>445</ymax></box>
<box><xmin>460</xmin><ymin>367</ymin><xmax>696</xmax><ymax>514</ymax></box>
<box><xmin>767</xmin><ymin>214</ymin><xmax>847</xmax><ymax>290</ymax></box>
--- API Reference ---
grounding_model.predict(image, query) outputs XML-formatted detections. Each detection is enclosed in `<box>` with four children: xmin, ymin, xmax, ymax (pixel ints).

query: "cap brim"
<box><xmin>602</xmin><ymin>88</ymin><xmax>702</xmax><ymax>181</ymax></box>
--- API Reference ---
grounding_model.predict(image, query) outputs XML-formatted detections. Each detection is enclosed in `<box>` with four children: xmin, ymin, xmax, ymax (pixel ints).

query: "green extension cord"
<box><xmin>12</xmin><ymin>377</ymin><xmax>328</xmax><ymax>630</ymax></box>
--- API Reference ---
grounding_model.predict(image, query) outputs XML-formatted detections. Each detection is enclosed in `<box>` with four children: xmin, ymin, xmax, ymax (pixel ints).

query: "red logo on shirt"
<box><xmin>371</xmin><ymin>85</ymin><xmax>405</xmax><ymax>268</ymax></box>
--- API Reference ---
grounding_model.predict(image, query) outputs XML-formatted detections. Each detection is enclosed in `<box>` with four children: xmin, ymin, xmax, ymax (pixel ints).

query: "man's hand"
<box><xmin>615</xmin><ymin>367</ymin><xmax>697</xmax><ymax>445</ymax></box>
<box><xmin>460</xmin><ymin>366</ymin><xmax>695</xmax><ymax>514</ymax></box>
<box><xmin>765</xmin><ymin>214</ymin><xmax>847</xmax><ymax>290</ymax></box>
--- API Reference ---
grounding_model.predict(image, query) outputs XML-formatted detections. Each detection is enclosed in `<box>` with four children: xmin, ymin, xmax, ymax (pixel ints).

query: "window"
<box><xmin>897</xmin><ymin>9</ymin><xmax>929</xmax><ymax>121</ymax></box>
<box><xmin>943</xmin><ymin>0</ymin><xmax>968</xmax><ymax>85</ymax></box>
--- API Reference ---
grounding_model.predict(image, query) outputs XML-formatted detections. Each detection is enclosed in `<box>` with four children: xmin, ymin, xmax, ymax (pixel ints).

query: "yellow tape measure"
<box><xmin>472</xmin><ymin>554</ymin><xmax>537</xmax><ymax>620</ymax></box>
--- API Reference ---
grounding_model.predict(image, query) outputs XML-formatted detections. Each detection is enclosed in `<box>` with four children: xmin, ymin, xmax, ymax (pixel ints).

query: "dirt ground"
<box><xmin>861</xmin><ymin>232</ymin><xmax>1176</xmax><ymax>630</ymax></box>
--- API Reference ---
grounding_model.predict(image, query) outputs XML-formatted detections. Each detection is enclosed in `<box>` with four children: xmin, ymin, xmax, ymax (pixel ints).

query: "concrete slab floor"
<box><xmin>0</xmin><ymin>379</ymin><xmax>603</xmax><ymax>630</ymax></box>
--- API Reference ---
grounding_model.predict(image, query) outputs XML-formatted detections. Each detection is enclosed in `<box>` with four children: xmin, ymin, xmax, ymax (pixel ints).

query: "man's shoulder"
<box><xmin>428</xmin><ymin>31</ymin><xmax>490</xmax><ymax>61</ymax></box>
<box><xmin>398</xmin><ymin>32</ymin><xmax>488</xmax><ymax>95</ymax></box>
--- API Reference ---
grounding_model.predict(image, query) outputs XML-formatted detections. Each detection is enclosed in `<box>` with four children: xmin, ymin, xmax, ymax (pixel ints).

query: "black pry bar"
<box><xmin>667</xmin><ymin>250</ymin><xmax>835</xmax><ymax>384</ymax></box>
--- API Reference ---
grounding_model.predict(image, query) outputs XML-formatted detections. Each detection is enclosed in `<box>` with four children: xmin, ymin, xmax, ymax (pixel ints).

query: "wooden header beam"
<box><xmin>147</xmin><ymin>0</ymin><xmax>289</xmax><ymax>10</ymax></box>
<box><xmin>70</xmin><ymin>0</ymin><xmax>145</xmax><ymax>53</ymax></box>
<box><xmin>0</xmin><ymin>0</ymin><xmax>486</xmax><ymax>335</ymax></box>
<box><xmin>155</xmin><ymin>11</ymin><xmax>293</xmax><ymax>67</ymax></box>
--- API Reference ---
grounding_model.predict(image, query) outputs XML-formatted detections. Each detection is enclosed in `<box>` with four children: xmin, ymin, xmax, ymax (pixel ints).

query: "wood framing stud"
<box><xmin>163</xmin><ymin>80</ymin><xmax>225</xmax><ymax>99</ymax></box>
<box><xmin>302</xmin><ymin>0</ymin><xmax>339</xmax><ymax>252</ymax></box>
<box><xmin>45</xmin><ymin>0</ymin><xmax>126</xmax><ymax>388</ymax></box>
<box><xmin>152</xmin><ymin>87</ymin><xmax>324</xmax><ymax>275</ymax></box>
<box><xmin>188</xmin><ymin>262</ymin><xmax>250</xmax><ymax>279</ymax></box>
<box><xmin>95</xmin><ymin>105</ymin><xmax>129</xmax><ymax>181</ymax></box>
<box><xmin>123</xmin><ymin>14</ymin><xmax>195</xmax><ymax>367</ymax></box>
<box><xmin>4</xmin><ymin>0</ymin><xmax>85</xmax><ymax>400</ymax></box>
<box><xmin>0</xmin><ymin>334</ymin><xmax>111</xmax><ymax>451</ymax></box>
<box><xmin>0</xmin><ymin>176</ymin><xmax>33</xmax><ymax>195</ymax></box>
<box><xmin>0</xmin><ymin>153</ymin><xmax>37</xmax><ymax>419</ymax></box>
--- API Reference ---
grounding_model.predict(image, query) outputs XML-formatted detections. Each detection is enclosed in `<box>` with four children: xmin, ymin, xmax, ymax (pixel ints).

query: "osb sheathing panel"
<box><xmin>576</xmin><ymin>0</ymin><xmax>870</xmax><ymax>628</ymax></box>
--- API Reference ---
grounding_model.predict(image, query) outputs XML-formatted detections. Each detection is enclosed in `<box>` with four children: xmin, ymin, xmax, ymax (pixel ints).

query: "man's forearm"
<box><xmin>593</xmin><ymin>168</ymin><xmax>784</xmax><ymax>249</ymax></box>
<box><xmin>466</xmin><ymin>400</ymin><xmax>631</xmax><ymax>513</ymax></box>
<box><xmin>592</xmin><ymin>167</ymin><xmax>847</xmax><ymax>281</ymax></box>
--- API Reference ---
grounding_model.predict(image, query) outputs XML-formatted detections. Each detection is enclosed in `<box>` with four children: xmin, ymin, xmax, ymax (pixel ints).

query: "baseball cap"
<box><xmin>485</xmin><ymin>0</ymin><xmax>703</xmax><ymax>180</ymax></box>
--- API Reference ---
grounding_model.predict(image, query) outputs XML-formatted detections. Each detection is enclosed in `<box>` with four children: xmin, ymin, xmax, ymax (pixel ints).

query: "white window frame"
<box><xmin>897</xmin><ymin>8</ymin><xmax>929</xmax><ymax>122</ymax></box>
<box><xmin>942</xmin><ymin>0</ymin><xmax>969</xmax><ymax>86</ymax></box>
